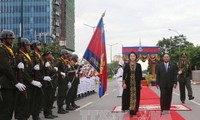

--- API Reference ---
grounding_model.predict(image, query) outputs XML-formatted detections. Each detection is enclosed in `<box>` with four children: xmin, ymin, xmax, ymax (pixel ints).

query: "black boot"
<box><xmin>58</xmin><ymin>107</ymin><xmax>68</xmax><ymax>114</ymax></box>
<box><xmin>129</xmin><ymin>110</ymin><xmax>136</xmax><ymax>115</ymax></box>
<box><xmin>32</xmin><ymin>116</ymin><xmax>41</xmax><ymax>120</ymax></box>
<box><xmin>66</xmin><ymin>103</ymin><xmax>75</xmax><ymax>111</ymax></box>
<box><xmin>72</xmin><ymin>102</ymin><xmax>80</xmax><ymax>109</ymax></box>
<box><xmin>189</xmin><ymin>96</ymin><xmax>194</xmax><ymax>100</ymax></box>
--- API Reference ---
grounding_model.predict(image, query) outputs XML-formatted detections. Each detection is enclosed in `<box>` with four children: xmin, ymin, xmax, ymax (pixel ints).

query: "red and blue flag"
<box><xmin>83</xmin><ymin>15</ymin><xmax>107</xmax><ymax>97</ymax></box>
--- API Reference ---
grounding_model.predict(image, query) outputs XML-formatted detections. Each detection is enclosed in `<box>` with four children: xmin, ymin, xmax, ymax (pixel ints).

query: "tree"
<box><xmin>157</xmin><ymin>35</ymin><xmax>191</xmax><ymax>62</ymax></box>
<box><xmin>156</xmin><ymin>35</ymin><xmax>200</xmax><ymax>69</ymax></box>
<box><xmin>107</xmin><ymin>61</ymin><xmax>118</xmax><ymax>78</ymax></box>
<box><xmin>46</xmin><ymin>41</ymin><xmax>62</xmax><ymax>60</ymax></box>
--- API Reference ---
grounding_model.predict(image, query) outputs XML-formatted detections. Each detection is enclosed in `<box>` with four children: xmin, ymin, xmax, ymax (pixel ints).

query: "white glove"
<box><xmin>17</xmin><ymin>62</ymin><xmax>24</xmax><ymax>69</ymax></box>
<box><xmin>68</xmin><ymin>82</ymin><xmax>72</xmax><ymax>88</ymax></box>
<box><xmin>54</xmin><ymin>67</ymin><xmax>58</xmax><ymax>72</ymax></box>
<box><xmin>34</xmin><ymin>64</ymin><xmax>40</xmax><ymax>70</ymax></box>
<box><xmin>178</xmin><ymin>70</ymin><xmax>182</xmax><ymax>74</ymax></box>
<box><xmin>31</xmin><ymin>80</ymin><xmax>42</xmax><ymax>88</ymax></box>
<box><xmin>113</xmin><ymin>75</ymin><xmax>117</xmax><ymax>79</ymax></box>
<box><xmin>76</xmin><ymin>73</ymin><xmax>78</xmax><ymax>77</ymax></box>
<box><xmin>43</xmin><ymin>76</ymin><xmax>52</xmax><ymax>81</ymax></box>
<box><xmin>45</xmin><ymin>62</ymin><xmax>50</xmax><ymax>67</ymax></box>
<box><xmin>60</xmin><ymin>72</ymin><xmax>66</xmax><ymax>77</ymax></box>
<box><xmin>15</xmin><ymin>83</ymin><xmax>26</xmax><ymax>91</ymax></box>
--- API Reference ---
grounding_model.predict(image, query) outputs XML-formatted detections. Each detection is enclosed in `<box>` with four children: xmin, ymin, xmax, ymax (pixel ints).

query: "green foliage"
<box><xmin>45</xmin><ymin>41</ymin><xmax>62</xmax><ymax>60</ymax></box>
<box><xmin>145</xmin><ymin>73</ymin><xmax>153</xmax><ymax>85</ymax></box>
<box><xmin>156</xmin><ymin>35</ymin><xmax>200</xmax><ymax>69</ymax></box>
<box><xmin>107</xmin><ymin>61</ymin><xmax>118</xmax><ymax>78</ymax></box>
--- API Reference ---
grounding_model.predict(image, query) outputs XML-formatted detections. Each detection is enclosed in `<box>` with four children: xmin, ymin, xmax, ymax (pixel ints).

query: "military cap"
<box><xmin>71</xmin><ymin>54</ymin><xmax>78</xmax><ymax>60</ymax></box>
<box><xmin>60</xmin><ymin>49</ymin><xmax>69</xmax><ymax>55</ymax></box>
<box><xmin>42</xmin><ymin>50</ymin><xmax>52</xmax><ymax>57</ymax></box>
<box><xmin>31</xmin><ymin>40</ymin><xmax>41</xmax><ymax>49</ymax></box>
<box><xmin>21</xmin><ymin>38</ymin><xmax>30</xmax><ymax>46</ymax></box>
<box><xmin>181</xmin><ymin>53</ymin><xmax>187</xmax><ymax>57</ymax></box>
<box><xmin>0</xmin><ymin>30</ymin><xmax>15</xmax><ymax>40</ymax></box>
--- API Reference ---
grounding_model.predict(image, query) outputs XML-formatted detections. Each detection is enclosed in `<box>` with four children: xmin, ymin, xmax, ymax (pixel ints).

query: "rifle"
<box><xmin>0</xmin><ymin>85</ymin><xmax>3</xmax><ymax>103</ymax></box>
<box><xmin>66</xmin><ymin>62</ymin><xmax>81</xmax><ymax>96</ymax></box>
<box><xmin>16</xmin><ymin>37</ymin><xmax>28</xmax><ymax>100</ymax></box>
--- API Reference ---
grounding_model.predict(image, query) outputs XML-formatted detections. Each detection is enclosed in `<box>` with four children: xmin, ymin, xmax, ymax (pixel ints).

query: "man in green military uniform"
<box><xmin>56</xmin><ymin>49</ymin><xmax>70</xmax><ymax>114</ymax></box>
<box><xmin>177</xmin><ymin>53</ymin><xmax>194</xmax><ymax>104</ymax></box>
<box><xmin>42</xmin><ymin>50</ymin><xmax>58</xmax><ymax>119</ymax></box>
<box><xmin>0</xmin><ymin>30</ymin><xmax>26</xmax><ymax>120</ymax></box>
<box><xmin>65</xmin><ymin>54</ymin><xmax>80</xmax><ymax>110</ymax></box>
<box><xmin>30</xmin><ymin>40</ymin><xmax>43</xmax><ymax>120</ymax></box>
<box><xmin>14</xmin><ymin>38</ymin><xmax>42</xmax><ymax>120</ymax></box>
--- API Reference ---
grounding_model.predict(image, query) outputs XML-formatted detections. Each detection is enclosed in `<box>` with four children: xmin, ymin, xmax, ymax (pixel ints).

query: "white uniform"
<box><xmin>113</xmin><ymin>67</ymin><xmax>123</xmax><ymax>97</ymax></box>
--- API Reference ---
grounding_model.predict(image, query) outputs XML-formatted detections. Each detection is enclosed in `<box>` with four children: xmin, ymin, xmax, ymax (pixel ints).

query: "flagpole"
<box><xmin>101</xmin><ymin>11</ymin><xmax>106</xmax><ymax>18</ymax></box>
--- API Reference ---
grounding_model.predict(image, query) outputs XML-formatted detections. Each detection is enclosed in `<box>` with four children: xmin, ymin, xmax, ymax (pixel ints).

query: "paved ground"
<box><xmin>13</xmin><ymin>79</ymin><xmax>200</xmax><ymax>120</ymax></box>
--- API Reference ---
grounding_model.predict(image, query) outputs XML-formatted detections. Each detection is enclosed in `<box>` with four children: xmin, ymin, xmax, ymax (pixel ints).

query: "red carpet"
<box><xmin>112</xmin><ymin>104</ymin><xmax>190</xmax><ymax>112</ymax></box>
<box><xmin>122</xmin><ymin>86</ymin><xmax>185</xmax><ymax>120</ymax></box>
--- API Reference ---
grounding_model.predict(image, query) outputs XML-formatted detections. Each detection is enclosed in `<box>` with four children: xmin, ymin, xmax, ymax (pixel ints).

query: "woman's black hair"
<box><xmin>128</xmin><ymin>51</ymin><xmax>138</xmax><ymax>61</ymax></box>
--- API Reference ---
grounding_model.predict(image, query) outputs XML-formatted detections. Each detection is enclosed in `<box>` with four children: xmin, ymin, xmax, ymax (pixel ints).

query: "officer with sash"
<box><xmin>177</xmin><ymin>53</ymin><xmax>194</xmax><ymax>104</ymax></box>
<box><xmin>0</xmin><ymin>30</ymin><xmax>26</xmax><ymax>120</ymax></box>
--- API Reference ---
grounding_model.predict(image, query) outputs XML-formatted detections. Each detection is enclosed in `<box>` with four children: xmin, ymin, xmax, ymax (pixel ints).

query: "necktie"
<box><xmin>165</xmin><ymin>63</ymin><xmax>168</xmax><ymax>72</ymax></box>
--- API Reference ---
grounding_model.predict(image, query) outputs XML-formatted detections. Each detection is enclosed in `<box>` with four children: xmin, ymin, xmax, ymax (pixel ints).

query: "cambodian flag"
<box><xmin>83</xmin><ymin>14</ymin><xmax>107</xmax><ymax>97</ymax></box>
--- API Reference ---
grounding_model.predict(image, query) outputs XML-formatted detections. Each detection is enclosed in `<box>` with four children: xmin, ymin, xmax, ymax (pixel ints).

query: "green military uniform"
<box><xmin>56</xmin><ymin>56</ymin><xmax>69</xmax><ymax>114</ymax></box>
<box><xmin>70</xmin><ymin>63</ymin><xmax>80</xmax><ymax>108</ymax></box>
<box><xmin>0</xmin><ymin>42</ymin><xmax>18</xmax><ymax>120</ymax></box>
<box><xmin>14</xmin><ymin>46</ymin><xmax>33</xmax><ymax>120</ymax></box>
<box><xmin>177</xmin><ymin>53</ymin><xmax>194</xmax><ymax>103</ymax></box>
<box><xmin>42</xmin><ymin>52</ymin><xmax>58</xmax><ymax>118</ymax></box>
<box><xmin>30</xmin><ymin>50</ymin><xmax>44</xmax><ymax>120</ymax></box>
<box><xmin>30</xmin><ymin>40</ymin><xmax>44</xmax><ymax>120</ymax></box>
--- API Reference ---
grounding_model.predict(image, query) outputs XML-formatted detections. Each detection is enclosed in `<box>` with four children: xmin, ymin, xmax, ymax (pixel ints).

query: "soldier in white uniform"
<box><xmin>113</xmin><ymin>61</ymin><xmax>124</xmax><ymax>97</ymax></box>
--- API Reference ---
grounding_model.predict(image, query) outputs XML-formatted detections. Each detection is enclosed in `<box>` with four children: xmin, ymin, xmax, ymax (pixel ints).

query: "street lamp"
<box><xmin>168</xmin><ymin>29</ymin><xmax>180</xmax><ymax>35</ymax></box>
<box><xmin>83</xmin><ymin>24</ymin><xmax>96</xmax><ymax>33</ymax></box>
<box><xmin>168</xmin><ymin>28</ymin><xmax>184</xmax><ymax>52</ymax></box>
<box><xmin>106</xmin><ymin>43</ymin><xmax>118</xmax><ymax>63</ymax></box>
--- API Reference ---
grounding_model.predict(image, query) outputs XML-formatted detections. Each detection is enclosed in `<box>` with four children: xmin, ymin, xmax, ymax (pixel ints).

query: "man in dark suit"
<box><xmin>156</xmin><ymin>53</ymin><xmax>177</xmax><ymax>114</ymax></box>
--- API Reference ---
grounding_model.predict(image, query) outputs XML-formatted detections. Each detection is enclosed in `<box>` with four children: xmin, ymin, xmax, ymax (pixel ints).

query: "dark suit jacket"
<box><xmin>156</xmin><ymin>62</ymin><xmax>177</xmax><ymax>87</ymax></box>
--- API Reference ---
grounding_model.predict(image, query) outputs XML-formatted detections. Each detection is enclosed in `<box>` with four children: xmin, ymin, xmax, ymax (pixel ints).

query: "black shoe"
<box><xmin>45</xmin><ymin>114</ymin><xmax>54</xmax><ymax>119</ymax></box>
<box><xmin>66</xmin><ymin>106</ymin><xmax>75</xmax><ymax>111</ymax></box>
<box><xmin>51</xmin><ymin>114</ymin><xmax>58</xmax><ymax>118</ymax></box>
<box><xmin>32</xmin><ymin>116</ymin><xmax>41</xmax><ymax>120</ymax></box>
<box><xmin>129</xmin><ymin>110</ymin><xmax>136</xmax><ymax>115</ymax></box>
<box><xmin>58</xmin><ymin>108</ymin><xmax>68</xmax><ymax>114</ymax></box>
<box><xmin>181</xmin><ymin>100</ymin><xmax>185</xmax><ymax>104</ymax></box>
<box><xmin>72</xmin><ymin>104</ymin><xmax>80</xmax><ymax>109</ymax></box>
<box><xmin>189</xmin><ymin>96</ymin><xmax>194</xmax><ymax>100</ymax></box>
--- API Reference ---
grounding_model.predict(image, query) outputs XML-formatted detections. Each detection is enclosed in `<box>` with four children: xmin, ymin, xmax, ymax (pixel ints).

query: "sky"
<box><xmin>74</xmin><ymin>0</ymin><xmax>200</xmax><ymax>69</ymax></box>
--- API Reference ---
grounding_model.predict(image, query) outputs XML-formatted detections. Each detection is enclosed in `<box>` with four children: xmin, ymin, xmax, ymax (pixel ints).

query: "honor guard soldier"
<box><xmin>42</xmin><ymin>50</ymin><xmax>58</xmax><ymax>119</ymax></box>
<box><xmin>177</xmin><ymin>53</ymin><xmax>194</xmax><ymax>104</ymax></box>
<box><xmin>65</xmin><ymin>54</ymin><xmax>80</xmax><ymax>111</ymax></box>
<box><xmin>14</xmin><ymin>38</ymin><xmax>42</xmax><ymax>120</ymax></box>
<box><xmin>0</xmin><ymin>30</ymin><xmax>26</xmax><ymax>120</ymax></box>
<box><xmin>56</xmin><ymin>49</ymin><xmax>70</xmax><ymax>114</ymax></box>
<box><xmin>30</xmin><ymin>40</ymin><xmax>43</xmax><ymax>120</ymax></box>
